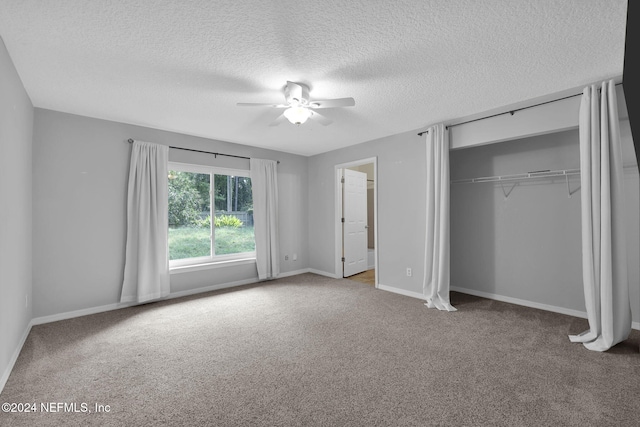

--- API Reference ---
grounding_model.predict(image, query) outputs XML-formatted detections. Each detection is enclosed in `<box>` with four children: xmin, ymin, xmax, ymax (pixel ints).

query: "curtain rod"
<box><xmin>416</xmin><ymin>82</ymin><xmax>624</xmax><ymax>137</ymax></box>
<box><xmin>127</xmin><ymin>139</ymin><xmax>279</xmax><ymax>163</ymax></box>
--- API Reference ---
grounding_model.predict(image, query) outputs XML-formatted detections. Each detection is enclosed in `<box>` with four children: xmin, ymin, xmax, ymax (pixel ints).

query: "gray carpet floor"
<box><xmin>1</xmin><ymin>273</ymin><xmax>639</xmax><ymax>426</ymax></box>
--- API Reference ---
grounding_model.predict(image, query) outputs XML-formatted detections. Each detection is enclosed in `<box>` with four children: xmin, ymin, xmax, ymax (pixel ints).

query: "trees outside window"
<box><xmin>168</xmin><ymin>163</ymin><xmax>255</xmax><ymax>265</ymax></box>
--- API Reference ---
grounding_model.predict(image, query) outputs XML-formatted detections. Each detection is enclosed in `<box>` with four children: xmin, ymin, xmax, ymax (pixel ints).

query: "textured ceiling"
<box><xmin>0</xmin><ymin>0</ymin><xmax>628</xmax><ymax>156</ymax></box>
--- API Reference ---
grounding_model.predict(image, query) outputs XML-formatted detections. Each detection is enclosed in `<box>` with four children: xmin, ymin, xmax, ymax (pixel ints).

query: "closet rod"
<box><xmin>451</xmin><ymin>164</ymin><xmax>637</xmax><ymax>185</ymax></box>
<box><xmin>127</xmin><ymin>139</ymin><xmax>279</xmax><ymax>164</ymax></box>
<box><xmin>417</xmin><ymin>82</ymin><xmax>623</xmax><ymax>137</ymax></box>
<box><xmin>451</xmin><ymin>169</ymin><xmax>579</xmax><ymax>184</ymax></box>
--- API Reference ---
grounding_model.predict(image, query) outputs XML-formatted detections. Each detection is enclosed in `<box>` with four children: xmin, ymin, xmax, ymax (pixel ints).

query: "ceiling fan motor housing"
<box><xmin>285</xmin><ymin>81</ymin><xmax>310</xmax><ymax>106</ymax></box>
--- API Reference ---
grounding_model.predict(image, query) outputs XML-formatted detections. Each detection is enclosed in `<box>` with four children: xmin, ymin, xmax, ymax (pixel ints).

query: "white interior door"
<box><xmin>343</xmin><ymin>169</ymin><xmax>367</xmax><ymax>277</ymax></box>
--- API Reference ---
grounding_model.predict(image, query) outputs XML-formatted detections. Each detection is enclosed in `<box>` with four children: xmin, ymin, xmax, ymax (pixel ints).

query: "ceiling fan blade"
<box><xmin>237</xmin><ymin>102</ymin><xmax>288</xmax><ymax>108</ymax></box>
<box><xmin>308</xmin><ymin>97</ymin><xmax>355</xmax><ymax>109</ymax></box>
<box><xmin>268</xmin><ymin>112</ymin><xmax>288</xmax><ymax>127</ymax></box>
<box><xmin>310</xmin><ymin>110</ymin><xmax>333</xmax><ymax>126</ymax></box>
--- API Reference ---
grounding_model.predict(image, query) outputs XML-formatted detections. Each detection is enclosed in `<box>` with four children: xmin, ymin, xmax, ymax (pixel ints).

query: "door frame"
<box><xmin>334</xmin><ymin>157</ymin><xmax>378</xmax><ymax>287</ymax></box>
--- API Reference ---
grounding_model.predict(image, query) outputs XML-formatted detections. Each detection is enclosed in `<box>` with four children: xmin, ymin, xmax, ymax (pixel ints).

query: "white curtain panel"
<box><xmin>250</xmin><ymin>158</ymin><xmax>280</xmax><ymax>280</ymax></box>
<box><xmin>569</xmin><ymin>80</ymin><xmax>631</xmax><ymax>351</ymax></box>
<box><xmin>423</xmin><ymin>123</ymin><xmax>456</xmax><ymax>312</ymax></box>
<box><xmin>120</xmin><ymin>140</ymin><xmax>170</xmax><ymax>304</ymax></box>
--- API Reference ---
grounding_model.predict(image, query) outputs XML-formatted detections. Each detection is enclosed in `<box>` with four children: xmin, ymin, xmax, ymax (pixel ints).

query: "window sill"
<box><xmin>170</xmin><ymin>257</ymin><xmax>256</xmax><ymax>274</ymax></box>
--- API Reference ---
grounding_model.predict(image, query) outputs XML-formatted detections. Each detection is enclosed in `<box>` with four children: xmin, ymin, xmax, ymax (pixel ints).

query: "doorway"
<box><xmin>334</xmin><ymin>158</ymin><xmax>377</xmax><ymax>287</ymax></box>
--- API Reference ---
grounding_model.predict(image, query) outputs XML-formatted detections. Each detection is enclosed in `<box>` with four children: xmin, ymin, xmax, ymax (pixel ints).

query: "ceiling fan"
<box><xmin>237</xmin><ymin>81</ymin><xmax>355</xmax><ymax>126</ymax></box>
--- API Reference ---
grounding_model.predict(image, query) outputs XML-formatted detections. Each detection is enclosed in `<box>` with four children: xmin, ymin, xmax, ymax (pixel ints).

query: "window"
<box><xmin>168</xmin><ymin>162</ymin><xmax>255</xmax><ymax>267</ymax></box>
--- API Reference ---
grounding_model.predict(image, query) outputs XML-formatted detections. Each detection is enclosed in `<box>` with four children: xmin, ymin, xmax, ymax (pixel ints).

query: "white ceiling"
<box><xmin>0</xmin><ymin>0</ymin><xmax>628</xmax><ymax>156</ymax></box>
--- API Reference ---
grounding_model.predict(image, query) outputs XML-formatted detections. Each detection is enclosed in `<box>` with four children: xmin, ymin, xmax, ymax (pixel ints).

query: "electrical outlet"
<box><xmin>285</xmin><ymin>255</ymin><xmax>289</xmax><ymax>261</ymax></box>
<box><xmin>406</xmin><ymin>268</ymin><xmax>412</xmax><ymax>277</ymax></box>
<box><xmin>293</xmin><ymin>253</ymin><xmax>297</xmax><ymax>261</ymax></box>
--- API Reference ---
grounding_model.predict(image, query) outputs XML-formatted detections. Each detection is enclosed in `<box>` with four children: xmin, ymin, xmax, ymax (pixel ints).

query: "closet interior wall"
<box><xmin>449</xmin><ymin>125</ymin><xmax>640</xmax><ymax>323</ymax></box>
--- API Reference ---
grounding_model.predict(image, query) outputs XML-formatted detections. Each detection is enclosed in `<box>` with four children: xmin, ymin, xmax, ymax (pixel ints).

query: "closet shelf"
<box><xmin>451</xmin><ymin>164</ymin><xmax>638</xmax><ymax>185</ymax></box>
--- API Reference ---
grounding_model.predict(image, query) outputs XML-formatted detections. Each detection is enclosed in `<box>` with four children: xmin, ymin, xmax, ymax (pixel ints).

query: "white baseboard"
<box><xmin>450</xmin><ymin>286</ymin><xmax>640</xmax><ymax>331</ymax></box>
<box><xmin>0</xmin><ymin>320</ymin><xmax>33</xmax><ymax>394</ymax></box>
<box><xmin>308</xmin><ymin>269</ymin><xmax>341</xmax><ymax>279</ymax></box>
<box><xmin>32</xmin><ymin>278</ymin><xmax>265</xmax><ymax>326</ymax></box>
<box><xmin>168</xmin><ymin>277</ymin><xmax>260</xmax><ymax>300</ymax></box>
<box><xmin>377</xmin><ymin>283</ymin><xmax>424</xmax><ymax>300</ymax></box>
<box><xmin>32</xmin><ymin>301</ymin><xmax>136</xmax><ymax>326</ymax></box>
<box><xmin>375</xmin><ymin>283</ymin><xmax>640</xmax><ymax>331</ymax></box>
<box><xmin>278</xmin><ymin>268</ymin><xmax>312</xmax><ymax>278</ymax></box>
<box><xmin>450</xmin><ymin>286</ymin><xmax>589</xmax><ymax>318</ymax></box>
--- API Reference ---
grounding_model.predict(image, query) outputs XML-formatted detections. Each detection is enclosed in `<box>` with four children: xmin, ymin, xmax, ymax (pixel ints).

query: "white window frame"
<box><xmin>168</xmin><ymin>161</ymin><xmax>256</xmax><ymax>269</ymax></box>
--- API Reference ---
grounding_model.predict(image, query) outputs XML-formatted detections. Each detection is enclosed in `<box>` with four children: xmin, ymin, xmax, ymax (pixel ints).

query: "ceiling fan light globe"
<box><xmin>284</xmin><ymin>106</ymin><xmax>312</xmax><ymax>125</ymax></box>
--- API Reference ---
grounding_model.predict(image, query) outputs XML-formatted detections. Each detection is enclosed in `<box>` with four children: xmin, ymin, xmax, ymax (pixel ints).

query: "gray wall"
<box><xmin>450</xmin><ymin>125</ymin><xmax>640</xmax><ymax>321</ymax></box>
<box><xmin>32</xmin><ymin>109</ymin><xmax>308</xmax><ymax>318</ymax></box>
<box><xmin>309</xmin><ymin>130</ymin><xmax>427</xmax><ymax>293</ymax></box>
<box><xmin>0</xmin><ymin>38</ymin><xmax>33</xmax><ymax>384</ymax></box>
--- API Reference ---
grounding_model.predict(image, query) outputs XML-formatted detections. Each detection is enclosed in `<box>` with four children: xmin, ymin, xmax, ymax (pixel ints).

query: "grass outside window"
<box><xmin>169</xmin><ymin>226</ymin><xmax>256</xmax><ymax>261</ymax></box>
